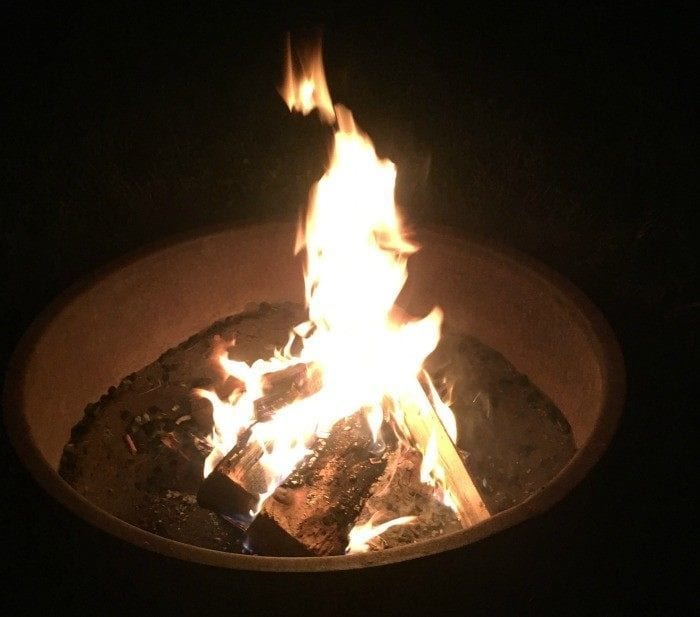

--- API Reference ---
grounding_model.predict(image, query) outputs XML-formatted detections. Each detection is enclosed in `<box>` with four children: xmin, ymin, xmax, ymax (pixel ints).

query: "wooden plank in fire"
<box><xmin>399</xmin><ymin>386</ymin><xmax>490</xmax><ymax>527</ymax></box>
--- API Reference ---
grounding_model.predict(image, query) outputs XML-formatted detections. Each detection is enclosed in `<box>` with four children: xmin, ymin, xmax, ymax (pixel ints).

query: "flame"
<box><xmin>280</xmin><ymin>34</ymin><xmax>335</xmax><ymax>124</ymax></box>
<box><xmin>423</xmin><ymin>371</ymin><xmax>457</xmax><ymax>442</ymax></box>
<box><xmin>365</xmin><ymin>404</ymin><xmax>384</xmax><ymax>445</ymax></box>
<box><xmin>418</xmin><ymin>429</ymin><xmax>458</xmax><ymax>513</ymax></box>
<box><xmin>346</xmin><ymin>513</ymin><xmax>417</xmax><ymax>554</ymax></box>
<box><xmin>197</xmin><ymin>38</ymin><xmax>459</xmax><ymax>524</ymax></box>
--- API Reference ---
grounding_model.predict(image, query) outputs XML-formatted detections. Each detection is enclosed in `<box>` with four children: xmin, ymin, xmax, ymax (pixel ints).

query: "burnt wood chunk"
<box><xmin>215</xmin><ymin>375</ymin><xmax>244</xmax><ymax>402</ymax></box>
<box><xmin>245</xmin><ymin>411</ymin><xmax>388</xmax><ymax>556</ymax></box>
<box><xmin>196</xmin><ymin>440</ymin><xmax>268</xmax><ymax>529</ymax></box>
<box><xmin>351</xmin><ymin>447</ymin><xmax>462</xmax><ymax>551</ymax></box>
<box><xmin>254</xmin><ymin>362</ymin><xmax>322</xmax><ymax>421</ymax></box>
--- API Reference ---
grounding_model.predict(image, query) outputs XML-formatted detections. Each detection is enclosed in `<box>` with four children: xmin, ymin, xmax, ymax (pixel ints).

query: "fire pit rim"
<box><xmin>3</xmin><ymin>218</ymin><xmax>625</xmax><ymax>571</ymax></box>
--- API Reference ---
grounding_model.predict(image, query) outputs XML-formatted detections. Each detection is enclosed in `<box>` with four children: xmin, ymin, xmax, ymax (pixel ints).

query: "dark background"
<box><xmin>1</xmin><ymin>1</ymin><xmax>695</xmax><ymax>614</ymax></box>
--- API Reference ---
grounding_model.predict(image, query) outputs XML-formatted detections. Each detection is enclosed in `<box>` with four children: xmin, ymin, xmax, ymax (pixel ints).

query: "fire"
<box><xmin>346</xmin><ymin>513</ymin><xmax>417</xmax><ymax>554</ymax></box>
<box><xmin>197</xmin><ymin>37</ymin><xmax>459</xmax><ymax>535</ymax></box>
<box><xmin>280</xmin><ymin>34</ymin><xmax>335</xmax><ymax>124</ymax></box>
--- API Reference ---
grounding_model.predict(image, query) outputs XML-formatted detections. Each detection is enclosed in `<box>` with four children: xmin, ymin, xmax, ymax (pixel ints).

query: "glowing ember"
<box><xmin>196</xmin><ymin>37</ymin><xmax>461</xmax><ymax>537</ymax></box>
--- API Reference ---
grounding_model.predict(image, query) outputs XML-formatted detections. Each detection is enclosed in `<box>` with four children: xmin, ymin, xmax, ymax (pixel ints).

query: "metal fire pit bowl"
<box><xmin>4</xmin><ymin>220</ymin><xmax>624</xmax><ymax>571</ymax></box>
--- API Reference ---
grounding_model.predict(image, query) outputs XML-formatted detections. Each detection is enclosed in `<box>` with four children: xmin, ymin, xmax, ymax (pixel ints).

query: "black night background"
<box><xmin>1</xmin><ymin>2</ymin><xmax>695</xmax><ymax>614</ymax></box>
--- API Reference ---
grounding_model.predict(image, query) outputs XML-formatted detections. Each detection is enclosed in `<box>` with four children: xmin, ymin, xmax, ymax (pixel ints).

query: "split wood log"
<box><xmin>389</xmin><ymin>304</ymin><xmax>489</xmax><ymax>526</ymax></box>
<box><xmin>196</xmin><ymin>361</ymin><xmax>322</xmax><ymax>527</ymax></box>
<box><xmin>399</xmin><ymin>384</ymin><xmax>490</xmax><ymax>527</ymax></box>
<box><xmin>196</xmin><ymin>437</ymin><xmax>268</xmax><ymax>529</ymax></box>
<box><xmin>245</xmin><ymin>410</ymin><xmax>388</xmax><ymax>556</ymax></box>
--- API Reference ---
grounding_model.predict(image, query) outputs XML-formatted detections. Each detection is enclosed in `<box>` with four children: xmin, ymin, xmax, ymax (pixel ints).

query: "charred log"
<box><xmin>245</xmin><ymin>411</ymin><xmax>388</xmax><ymax>556</ymax></box>
<box><xmin>254</xmin><ymin>362</ymin><xmax>322</xmax><ymax>421</ymax></box>
<box><xmin>196</xmin><ymin>438</ymin><xmax>268</xmax><ymax>529</ymax></box>
<box><xmin>197</xmin><ymin>362</ymin><xmax>323</xmax><ymax>527</ymax></box>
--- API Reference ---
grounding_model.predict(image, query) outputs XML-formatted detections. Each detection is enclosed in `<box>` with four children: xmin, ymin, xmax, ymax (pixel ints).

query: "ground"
<box><xmin>1</xmin><ymin>2</ymin><xmax>695</xmax><ymax>614</ymax></box>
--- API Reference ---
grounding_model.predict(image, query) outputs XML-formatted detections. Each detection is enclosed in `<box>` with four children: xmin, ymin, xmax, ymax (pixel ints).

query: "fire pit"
<box><xmin>4</xmin><ymin>219</ymin><xmax>624</xmax><ymax>570</ymax></box>
<box><xmin>4</xmin><ymin>38</ymin><xmax>623</xmax><ymax>570</ymax></box>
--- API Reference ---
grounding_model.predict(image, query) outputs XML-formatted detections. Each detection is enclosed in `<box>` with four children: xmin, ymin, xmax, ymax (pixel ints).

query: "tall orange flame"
<box><xmin>198</xmin><ymin>37</ymin><xmax>459</xmax><ymax>530</ymax></box>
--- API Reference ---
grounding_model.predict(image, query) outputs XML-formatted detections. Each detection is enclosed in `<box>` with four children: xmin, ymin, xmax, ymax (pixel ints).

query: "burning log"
<box><xmin>196</xmin><ymin>436</ymin><xmax>268</xmax><ymax>528</ymax></box>
<box><xmin>197</xmin><ymin>362</ymin><xmax>323</xmax><ymax>527</ymax></box>
<box><xmin>244</xmin><ymin>411</ymin><xmax>388</xmax><ymax>556</ymax></box>
<box><xmin>215</xmin><ymin>375</ymin><xmax>244</xmax><ymax>402</ymax></box>
<box><xmin>255</xmin><ymin>362</ymin><xmax>322</xmax><ymax>421</ymax></box>
<box><xmin>400</xmin><ymin>386</ymin><xmax>490</xmax><ymax>527</ymax></box>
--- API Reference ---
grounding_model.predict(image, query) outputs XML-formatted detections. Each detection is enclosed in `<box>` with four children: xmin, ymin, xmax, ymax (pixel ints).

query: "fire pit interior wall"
<box><xmin>20</xmin><ymin>222</ymin><xmax>304</xmax><ymax>469</ymax></box>
<box><xmin>403</xmin><ymin>235</ymin><xmax>604</xmax><ymax>449</ymax></box>
<box><xmin>17</xmin><ymin>221</ymin><xmax>610</xmax><ymax>474</ymax></box>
